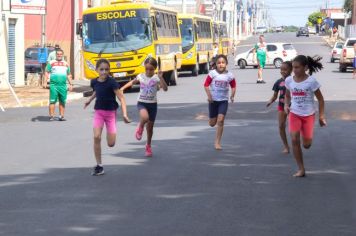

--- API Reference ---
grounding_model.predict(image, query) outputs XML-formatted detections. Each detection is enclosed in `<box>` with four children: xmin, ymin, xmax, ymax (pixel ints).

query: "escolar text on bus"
<box><xmin>96</xmin><ymin>11</ymin><xmax>137</xmax><ymax>20</ymax></box>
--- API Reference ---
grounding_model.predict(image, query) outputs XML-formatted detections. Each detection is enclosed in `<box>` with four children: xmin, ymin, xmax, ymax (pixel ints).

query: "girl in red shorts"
<box><xmin>284</xmin><ymin>55</ymin><xmax>327</xmax><ymax>177</ymax></box>
<box><xmin>84</xmin><ymin>59</ymin><xmax>131</xmax><ymax>176</ymax></box>
<box><xmin>267</xmin><ymin>61</ymin><xmax>292</xmax><ymax>154</ymax></box>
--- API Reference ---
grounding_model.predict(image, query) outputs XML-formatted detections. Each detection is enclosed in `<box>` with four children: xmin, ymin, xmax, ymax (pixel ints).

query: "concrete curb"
<box><xmin>24</xmin><ymin>92</ymin><xmax>84</xmax><ymax>108</ymax></box>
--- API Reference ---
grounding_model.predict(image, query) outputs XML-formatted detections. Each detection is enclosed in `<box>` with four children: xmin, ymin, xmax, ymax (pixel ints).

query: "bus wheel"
<box><xmin>192</xmin><ymin>62</ymin><xmax>199</xmax><ymax>76</ymax></box>
<box><xmin>202</xmin><ymin>61</ymin><xmax>209</xmax><ymax>74</ymax></box>
<box><xmin>169</xmin><ymin>69</ymin><xmax>177</xmax><ymax>86</ymax></box>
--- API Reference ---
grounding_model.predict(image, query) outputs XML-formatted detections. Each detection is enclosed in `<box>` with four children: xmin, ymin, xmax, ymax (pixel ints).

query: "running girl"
<box><xmin>84</xmin><ymin>59</ymin><xmax>131</xmax><ymax>176</ymax></box>
<box><xmin>120</xmin><ymin>57</ymin><xmax>168</xmax><ymax>157</ymax></box>
<box><xmin>284</xmin><ymin>55</ymin><xmax>327</xmax><ymax>177</ymax></box>
<box><xmin>204</xmin><ymin>54</ymin><xmax>236</xmax><ymax>150</ymax></box>
<box><xmin>267</xmin><ymin>61</ymin><xmax>292</xmax><ymax>154</ymax></box>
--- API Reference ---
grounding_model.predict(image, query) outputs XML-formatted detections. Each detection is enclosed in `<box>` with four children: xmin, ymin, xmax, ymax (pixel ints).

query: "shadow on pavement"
<box><xmin>31</xmin><ymin>115</ymin><xmax>51</xmax><ymax>122</ymax></box>
<box><xmin>1</xmin><ymin>101</ymin><xmax>356</xmax><ymax>235</ymax></box>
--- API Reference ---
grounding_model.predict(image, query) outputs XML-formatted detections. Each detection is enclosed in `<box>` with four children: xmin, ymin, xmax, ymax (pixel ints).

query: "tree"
<box><xmin>308</xmin><ymin>12</ymin><xmax>326</xmax><ymax>25</ymax></box>
<box><xmin>344</xmin><ymin>0</ymin><xmax>353</xmax><ymax>13</ymax></box>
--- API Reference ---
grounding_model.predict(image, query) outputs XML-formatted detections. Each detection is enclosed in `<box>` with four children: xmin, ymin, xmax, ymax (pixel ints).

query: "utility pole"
<box><xmin>40</xmin><ymin>8</ymin><xmax>46</xmax><ymax>87</ymax></box>
<box><xmin>196</xmin><ymin>0</ymin><xmax>201</xmax><ymax>14</ymax></box>
<box><xmin>232</xmin><ymin>0</ymin><xmax>237</xmax><ymax>42</ymax></box>
<box><xmin>238</xmin><ymin>0</ymin><xmax>242</xmax><ymax>39</ymax></box>
<box><xmin>244</xmin><ymin>0</ymin><xmax>249</xmax><ymax>36</ymax></box>
<box><xmin>352</xmin><ymin>0</ymin><xmax>356</xmax><ymax>24</ymax></box>
<box><xmin>41</xmin><ymin>15</ymin><xmax>46</xmax><ymax>48</ymax></box>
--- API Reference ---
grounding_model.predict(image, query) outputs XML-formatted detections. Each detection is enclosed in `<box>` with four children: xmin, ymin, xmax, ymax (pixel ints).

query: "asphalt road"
<box><xmin>0</xmin><ymin>33</ymin><xmax>355</xmax><ymax>236</ymax></box>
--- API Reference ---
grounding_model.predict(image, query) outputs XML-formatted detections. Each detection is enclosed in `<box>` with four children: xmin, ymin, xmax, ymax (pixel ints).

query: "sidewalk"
<box><xmin>0</xmin><ymin>79</ymin><xmax>91</xmax><ymax>109</ymax></box>
<box><xmin>323</xmin><ymin>35</ymin><xmax>343</xmax><ymax>48</ymax></box>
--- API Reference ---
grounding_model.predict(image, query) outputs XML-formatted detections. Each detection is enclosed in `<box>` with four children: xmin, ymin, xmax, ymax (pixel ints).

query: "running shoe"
<box><xmin>49</xmin><ymin>116</ymin><xmax>55</xmax><ymax>121</ymax></box>
<box><xmin>145</xmin><ymin>144</ymin><xmax>152</xmax><ymax>157</ymax></box>
<box><xmin>135</xmin><ymin>124</ymin><xmax>144</xmax><ymax>140</ymax></box>
<box><xmin>58</xmin><ymin>116</ymin><xmax>66</xmax><ymax>121</ymax></box>
<box><xmin>92</xmin><ymin>165</ymin><xmax>104</xmax><ymax>176</ymax></box>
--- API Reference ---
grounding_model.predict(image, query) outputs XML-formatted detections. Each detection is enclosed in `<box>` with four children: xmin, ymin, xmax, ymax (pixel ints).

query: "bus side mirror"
<box><xmin>76</xmin><ymin>21</ymin><xmax>83</xmax><ymax>38</ymax></box>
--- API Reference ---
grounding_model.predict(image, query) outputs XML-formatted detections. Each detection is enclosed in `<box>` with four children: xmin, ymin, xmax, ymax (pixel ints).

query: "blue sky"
<box><xmin>265</xmin><ymin>0</ymin><xmax>345</xmax><ymax>26</ymax></box>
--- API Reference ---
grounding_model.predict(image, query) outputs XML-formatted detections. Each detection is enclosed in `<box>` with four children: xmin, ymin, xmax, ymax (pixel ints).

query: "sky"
<box><xmin>264</xmin><ymin>0</ymin><xmax>345</xmax><ymax>26</ymax></box>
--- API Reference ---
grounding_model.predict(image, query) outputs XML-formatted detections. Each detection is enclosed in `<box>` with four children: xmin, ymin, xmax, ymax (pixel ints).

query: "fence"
<box><xmin>338</xmin><ymin>24</ymin><xmax>356</xmax><ymax>40</ymax></box>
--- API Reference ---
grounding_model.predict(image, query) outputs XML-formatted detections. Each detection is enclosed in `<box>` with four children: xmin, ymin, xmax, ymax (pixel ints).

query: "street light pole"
<box><xmin>352</xmin><ymin>0</ymin><xmax>356</xmax><ymax>24</ymax></box>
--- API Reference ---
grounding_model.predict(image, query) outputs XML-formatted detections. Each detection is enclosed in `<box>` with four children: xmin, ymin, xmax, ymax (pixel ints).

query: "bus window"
<box><xmin>168</xmin><ymin>15</ymin><xmax>174</xmax><ymax>36</ymax></box>
<box><xmin>173</xmin><ymin>15</ymin><xmax>178</xmax><ymax>37</ymax></box>
<box><xmin>152</xmin><ymin>16</ymin><xmax>158</xmax><ymax>40</ymax></box>
<box><xmin>162</xmin><ymin>13</ymin><xmax>167</xmax><ymax>36</ymax></box>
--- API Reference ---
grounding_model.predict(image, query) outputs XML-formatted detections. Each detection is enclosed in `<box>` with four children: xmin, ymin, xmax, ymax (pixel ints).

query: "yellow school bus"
<box><xmin>78</xmin><ymin>0</ymin><xmax>182</xmax><ymax>85</ymax></box>
<box><xmin>213</xmin><ymin>21</ymin><xmax>230</xmax><ymax>56</ymax></box>
<box><xmin>178</xmin><ymin>14</ymin><xmax>213</xmax><ymax>76</ymax></box>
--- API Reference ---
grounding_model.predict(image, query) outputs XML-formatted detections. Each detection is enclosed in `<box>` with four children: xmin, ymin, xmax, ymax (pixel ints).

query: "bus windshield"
<box><xmin>82</xmin><ymin>10</ymin><xmax>152</xmax><ymax>54</ymax></box>
<box><xmin>179</xmin><ymin>19</ymin><xmax>194</xmax><ymax>50</ymax></box>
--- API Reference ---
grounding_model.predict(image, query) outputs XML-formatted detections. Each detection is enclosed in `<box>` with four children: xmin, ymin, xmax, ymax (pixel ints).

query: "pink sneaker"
<box><xmin>145</xmin><ymin>144</ymin><xmax>152</xmax><ymax>157</ymax></box>
<box><xmin>135</xmin><ymin>124</ymin><xmax>144</xmax><ymax>140</ymax></box>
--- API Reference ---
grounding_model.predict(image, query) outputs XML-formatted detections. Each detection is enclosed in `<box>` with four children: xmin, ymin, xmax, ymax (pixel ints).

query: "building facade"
<box><xmin>0</xmin><ymin>0</ymin><xmax>25</xmax><ymax>88</ymax></box>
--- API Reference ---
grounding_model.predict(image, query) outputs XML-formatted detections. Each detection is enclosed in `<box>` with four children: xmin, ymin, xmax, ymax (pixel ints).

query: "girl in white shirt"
<box><xmin>120</xmin><ymin>58</ymin><xmax>168</xmax><ymax>157</ymax></box>
<box><xmin>284</xmin><ymin>55</ymin><xmax>327</xmax><ymax>177</ymax></box>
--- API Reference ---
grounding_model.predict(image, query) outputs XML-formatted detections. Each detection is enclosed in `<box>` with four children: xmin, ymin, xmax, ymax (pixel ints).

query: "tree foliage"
<box><xmin>308</xmin><ymin>12</ymin><xmax>325</xmax><ymax>25</ymax></box>
<box><xmin>344</xmin><ymin>0</ymin><xmax>353</xmax><ymax>13</ymax></box>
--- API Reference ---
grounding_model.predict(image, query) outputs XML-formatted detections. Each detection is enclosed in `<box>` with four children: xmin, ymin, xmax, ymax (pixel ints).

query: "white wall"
<box><xmin>0</xmin><ymin>1</ymin><xmax>25</xmax><ymax>89</ymax></box>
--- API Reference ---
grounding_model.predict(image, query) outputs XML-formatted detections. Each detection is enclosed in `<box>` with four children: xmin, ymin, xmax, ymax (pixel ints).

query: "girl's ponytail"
<box><xmin>293</xmin><ymin>55</ymin><xmax>323</xmax><ymax>75</ymax></box>
<box><xmin>306</xmin><ymin>56</ymin><xmax>323</xmax><ymax>75</ymax></box>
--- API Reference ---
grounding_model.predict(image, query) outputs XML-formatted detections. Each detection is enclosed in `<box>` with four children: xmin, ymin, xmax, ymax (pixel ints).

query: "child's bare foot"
<box><xmin>282</xmin><ymin>147</ymin><xmax>290</xmax><ymax>154</ymax></box>
<box><xmin>293</xmin><ymin>170</ymin><xmax>306</xmax><ymax>177</ymax></box>
<box><xmin>215</xmin><ymin>143</ymin><xmax>222</xmax><ymax>150</ymax></box>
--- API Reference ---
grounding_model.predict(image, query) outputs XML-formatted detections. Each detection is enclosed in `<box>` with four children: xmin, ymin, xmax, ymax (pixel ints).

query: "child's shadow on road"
<box><xmin>31</xmin><ymin>116</ymin><xmax>51</xmax><ymax>122</ymax></box>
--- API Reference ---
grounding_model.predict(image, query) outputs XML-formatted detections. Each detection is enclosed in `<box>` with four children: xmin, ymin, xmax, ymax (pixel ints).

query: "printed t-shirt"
<box><xmin>204</xmin><ymin>70</ymin><xmax>236</xmax><ymax>101</ymax></box>
<box><xmin>272</xmin><ymin>78</ymin><xmax>287</xmax><ymax>108</ymax></box>
<box><xmin>135</xmin><ymin>73</ymin><xmax>161</xmax><ymax>103</ymax></box>
<box><xmin>46</xmin><ymin>60</ymin><xmax>70</xmax><ymax>86</ymax></box>
<box><xmin>285</xmin><ymin>75</ymin><xmax>321</xmax><ymax>116</ymax></box>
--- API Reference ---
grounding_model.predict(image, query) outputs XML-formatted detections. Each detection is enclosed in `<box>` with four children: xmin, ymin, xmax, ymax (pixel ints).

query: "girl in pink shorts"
<box><xmin>84</xmin><ymin>59</ymin><xmax>131</xmax><ymax>176</ymax></box>
<box><xmin>284</xmin><ymin>55</ymin><xmax>327</xmax><ymax>177</ymax></box>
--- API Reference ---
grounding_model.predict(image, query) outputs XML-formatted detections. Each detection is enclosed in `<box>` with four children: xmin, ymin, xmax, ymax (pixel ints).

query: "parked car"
<box><xmin>330</xmin><ymin>41</ymin><xmax>344</xmax><ymax>63</ymax></box>
<box><xmin>308</xmin><ymin>26</ymin><xmax>316</xmax><ymax>34</ymax></box>
<box><xmin>25</xmin><ymin>46</ymin><xmax>55</xmax><ymax>77</ymax></box>
<box><xmin>296</xmin><ymin>27</ymin><xmax>309</xmax><ymax>37</ymax></box>
<box><xmin>255</xmin><ymin>26</ymin><xmax>268</xmax><ymax>34</ymax></box>
<box><xmin>234</xmin><ymin>43</ymin><xmax>298</xmax><ymax>69</ymax></box>
<box><xmin>339</xmin><ymin>38</ymin><xmax>356</xmax><ymax>72</ymax></box>
<box><xmin>275</xmin><ymin>26</ymin><xmax>283</xmax><ymax>33</ymax></box>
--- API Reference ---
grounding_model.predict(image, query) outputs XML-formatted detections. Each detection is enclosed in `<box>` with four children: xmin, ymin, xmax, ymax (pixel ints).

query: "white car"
<box><xmin>330</xmin><ymin>41</ymin><xmax>343</xmax><ymax>63</ymax></box>
<box><xmin>308</xmin><ymin>26</ymin><xmax>316</xmax><ymax>34</ymax></box>
<box><xmin>234</xmin><ymin>43</ymin><xmax>298</xmax><ymax>69</ymax></box>
<box><xmin>256</xmin><ymin>26</ymin><xmax>268</xmax><ymax>34</ymax></box>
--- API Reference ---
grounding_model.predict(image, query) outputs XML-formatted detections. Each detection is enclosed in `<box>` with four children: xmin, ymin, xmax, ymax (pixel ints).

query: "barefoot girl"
<box><xmin>204</xmin><ymin>54</ymin><xmax>236</xmax><ymax>150</ymax></box>
<box><xmin>284</xmin><ymin>55</ymin><xmax>327</xmax><ymax>177</ymax></box>
<box><xmin>267</xmin><ymin>61</ymin><xmax>292</xmax><ymax>154</ymax></box>
<box><xmin>84</xmin><ymin>59</ymin><xmax>131</xmax><ymax>176</ymax></box>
